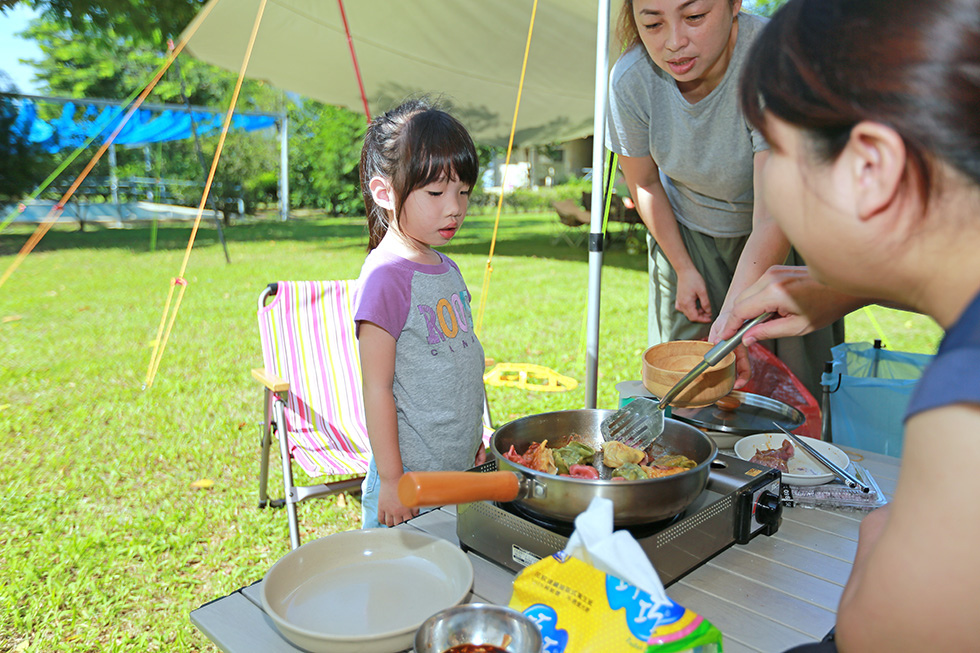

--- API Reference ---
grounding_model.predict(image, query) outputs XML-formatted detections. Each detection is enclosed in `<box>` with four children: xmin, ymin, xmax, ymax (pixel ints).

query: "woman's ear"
<box><xmin>846</xmin><ymin>121</ymin><xmax>907</xmax><ymax>221</ymax></box>
<box><xmin>369</xmin><ymin>176</ymin><xmax>395</xmax><ymax>211</ymax></box>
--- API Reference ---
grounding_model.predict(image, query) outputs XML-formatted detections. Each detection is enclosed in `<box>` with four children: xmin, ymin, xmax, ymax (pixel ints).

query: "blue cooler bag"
<box><xmin>821</xmin><ymin>342</ymin><xmax>933</xmax><ymax>457</ymax></box>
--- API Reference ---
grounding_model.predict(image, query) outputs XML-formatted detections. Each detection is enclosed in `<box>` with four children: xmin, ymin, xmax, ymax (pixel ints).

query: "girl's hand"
<box><xmin>474</xmin><ymin>442</ymin><xmax>487</xmax><ymax>466</ymax></box>
<box><xmin>675</xmin><ymin>268</ymin><xmax>713</xmax><ymax>324</ymax></box>
<box><xmin>377</xmin><ymin>475</ymin><xmax>418</xmax><ymax>527</ymax></box>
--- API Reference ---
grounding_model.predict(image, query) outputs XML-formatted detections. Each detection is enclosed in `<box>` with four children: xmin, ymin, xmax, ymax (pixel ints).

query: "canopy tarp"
<box><xmin>180</xmin><ymin>0</ymin><xmax>618</xmax><ymax>147</ymax></box>
<box><xmin>11</xmin><ymin>97</ymin><xmax>277</xmax><ymax>152</ymax></box>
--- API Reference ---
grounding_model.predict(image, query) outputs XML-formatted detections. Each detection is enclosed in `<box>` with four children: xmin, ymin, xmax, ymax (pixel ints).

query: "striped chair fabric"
<box><xmin>257</xmin><ymin>280</ymin><xmax>370</xmax><ymax>477</ymax></box>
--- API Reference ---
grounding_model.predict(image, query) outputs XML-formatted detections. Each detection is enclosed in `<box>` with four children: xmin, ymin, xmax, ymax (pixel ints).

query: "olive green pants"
<box><xmin>648</xmin><ymin>226</ymin><xmax>844</xmax><ymax>400</ymax></box>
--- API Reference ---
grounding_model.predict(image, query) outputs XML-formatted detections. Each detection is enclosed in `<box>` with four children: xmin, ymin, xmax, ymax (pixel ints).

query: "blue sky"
<box><xmin>0</xmin><ymin>5</ymin><xmax>43</xmax><ymax>94</ymax></box>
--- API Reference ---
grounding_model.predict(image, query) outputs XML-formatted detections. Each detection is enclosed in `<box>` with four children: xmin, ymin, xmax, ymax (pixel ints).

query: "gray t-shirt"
<box><xmin>606</xmin><ymin>12</ymin><xmax>769</xmax><ymax>238</ymax></box>
<box><xmin>354</xmin><ymin>248</ymin><xmax>485</xmax><ymax>473</ymax></box>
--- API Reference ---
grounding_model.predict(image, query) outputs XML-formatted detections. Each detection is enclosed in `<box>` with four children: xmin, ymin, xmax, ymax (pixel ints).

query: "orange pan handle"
<box><xmin>398</xmin><ymin>471</ymin><xmax>521</xmax><ymax>507</ymax></box>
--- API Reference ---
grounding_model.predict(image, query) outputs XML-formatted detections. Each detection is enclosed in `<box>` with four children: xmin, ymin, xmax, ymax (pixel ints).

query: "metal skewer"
<box><xmin>771</xmin><ymin>422</ymin><xmax>871</xmax><ymax>493</ymax></box>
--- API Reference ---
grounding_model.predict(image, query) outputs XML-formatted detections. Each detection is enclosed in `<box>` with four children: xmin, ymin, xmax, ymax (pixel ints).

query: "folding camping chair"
<box><xmin>253</xmin><ymin>280</ymin><xmax>371</xmax><ymax>549</ymax></box>
<box><xmin>253</xmin><ymin>279</ymin><xmax>496</xmax><ymax>549</ymax></box>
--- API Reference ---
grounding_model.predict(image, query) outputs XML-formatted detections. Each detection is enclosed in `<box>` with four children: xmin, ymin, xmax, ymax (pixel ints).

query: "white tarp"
<box><xmin>180</xmin><ymin>0</ymin><xmax>618</xmax><ymax>147</ymax></box>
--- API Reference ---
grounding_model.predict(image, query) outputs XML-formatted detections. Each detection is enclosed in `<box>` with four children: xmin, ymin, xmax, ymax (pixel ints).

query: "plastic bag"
<box><xmin>508</xmin><ymin>498</ymin><xmax>722</xmax><ymax>653</ymax></box>
<box><xmin>741</xmin><ymin>342</ymin><xmax>821</xmax><ymax>439</ymax></box>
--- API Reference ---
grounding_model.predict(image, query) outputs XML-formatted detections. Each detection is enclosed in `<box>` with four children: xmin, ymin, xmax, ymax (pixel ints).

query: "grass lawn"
<box><xmin>0</xmin><ymin>210</ymin><xmax>942</xmax><ymax>651</ymax></box>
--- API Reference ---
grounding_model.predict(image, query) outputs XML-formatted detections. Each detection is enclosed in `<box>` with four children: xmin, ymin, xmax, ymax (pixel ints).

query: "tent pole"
<box><xmin>279</xmin><ymin>110</ymin><xmax>289</xmax><ymax>222</ymax></box>
<box><xmin>585</xmin><ymin>0</ymin><xmax>612</xmax><ymax>409</ymax></box>
<box><xmin>109</xmin><ymin>143</ymin><xmax>119</xmax><ymax>216</ymax></box>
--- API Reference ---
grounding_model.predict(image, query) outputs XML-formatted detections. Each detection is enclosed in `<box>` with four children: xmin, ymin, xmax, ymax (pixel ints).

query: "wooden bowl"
<box><xmin>642</xmin><ymin>340</ymin><xmax>736</xmax><ymax>408</ymax></box>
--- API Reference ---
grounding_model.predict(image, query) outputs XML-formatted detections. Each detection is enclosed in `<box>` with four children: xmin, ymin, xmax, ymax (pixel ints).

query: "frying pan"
<box><xmin>399</xmin><ymin>409</ymin><xmax>717</xmax><ymax>526</ymax></box>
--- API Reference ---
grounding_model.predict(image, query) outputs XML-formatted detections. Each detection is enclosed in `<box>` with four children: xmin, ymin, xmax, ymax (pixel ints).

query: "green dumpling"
<box><xmin>612</xmin><ymin>462</ymin><xmax>647</xmax><ymax>481</ymax></box>
<box><xmin>553</xmin><ymin>441</ymin><xmax>596</xmax><ymax>475</ymax></box>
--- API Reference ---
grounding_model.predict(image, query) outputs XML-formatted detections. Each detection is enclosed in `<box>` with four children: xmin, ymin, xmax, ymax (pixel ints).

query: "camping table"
<box><xmin>190</xmin><ymin>446</ymin><xmax>899</xmax><ymax>653</ymax></box>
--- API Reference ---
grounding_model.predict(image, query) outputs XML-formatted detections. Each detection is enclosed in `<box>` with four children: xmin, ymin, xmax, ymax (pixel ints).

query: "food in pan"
<box><xmin>568</xmin><ymin>464</ymin><xmax>600</xmax><ymax>479</ymax></box>
<box><xmin>611</xmin><ymin>462</ymin><xmax>647</xmax><ymax>481</ymax></box>
<box><xmin>503</xmin><ymin>438</ymin><xmax>696</xmax><ymax>480</ymax></box>
<box><xmin>749</xmin><ymin>440</ymin><xmax>794</xmax><ymax>472</ymax></box>
<box><xmin>601</xmin><ymin>440</ymin><xmax>645</xmax><ymax>468</ymax></box>
<box><xmin>553</xmin><ymin>441</ymin><xmax>595</xmax><ymax>475</ymax></box>
<box><xmin>521</xmin><ymin>440</ymin><xmax>557</xmax><ymax>475</ymax></box>
<box><xmin>443</xmin><ymin>645</ymin><xmax>508</xmax><ymax>653</ymax></box>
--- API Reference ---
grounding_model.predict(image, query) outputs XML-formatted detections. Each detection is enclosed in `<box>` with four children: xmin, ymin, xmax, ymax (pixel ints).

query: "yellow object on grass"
<box><xmin>483</xmin><ymin>363</ymin><xmax>578</xmax><ymax>392</ymax></box>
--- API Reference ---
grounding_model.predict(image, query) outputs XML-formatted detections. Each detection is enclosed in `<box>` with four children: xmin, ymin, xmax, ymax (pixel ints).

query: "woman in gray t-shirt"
<box><xmin>607</xmin><ymin>0</ymin><xmax>841</xmax><ymax>398</ymax></box>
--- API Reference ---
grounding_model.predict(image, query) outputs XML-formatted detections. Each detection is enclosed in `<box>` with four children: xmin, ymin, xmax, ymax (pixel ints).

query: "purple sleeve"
<box><xmin>354</xmin><ymin>259</ymin><xmax>413</xmax><ymax>339</ymax></box>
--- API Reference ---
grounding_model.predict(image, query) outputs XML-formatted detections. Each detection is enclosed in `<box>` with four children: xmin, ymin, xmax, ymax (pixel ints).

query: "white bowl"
<box><xmin>261</xmin><ymin>528</ymin><xmax>474</xmax><ymax>653</ymax></box>
<box><xmin>734</xmin><ymin>433</ymin><xmax>851</xmax><ymax>486</ymax></box>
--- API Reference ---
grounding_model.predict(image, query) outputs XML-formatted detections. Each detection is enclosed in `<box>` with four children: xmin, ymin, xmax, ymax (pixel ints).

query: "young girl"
<box><xmin>354</xmin><ymin>99</ymin><xmax>486</xmax><ymax>529</ymax></box>
<box><xmin>714</xmin><ymin>0</ymin><xmax>980</xmax><ymax>650</ymax></box>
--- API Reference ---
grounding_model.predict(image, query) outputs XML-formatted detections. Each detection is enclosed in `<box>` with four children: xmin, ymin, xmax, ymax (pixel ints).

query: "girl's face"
<box><xmin>632</xmin><ymin>0</ymin><xmax>741</xmax><ymax>98</ymax></box>
<box><xmin>394</xmin><ymin>173</ymin><xmax>471</xmax><ymax>250</ymax></box>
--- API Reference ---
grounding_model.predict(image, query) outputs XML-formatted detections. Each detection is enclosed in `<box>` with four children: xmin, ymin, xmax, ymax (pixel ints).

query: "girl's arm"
<box><xmin>711</xmin><ymin>150</ymin><xmax>792</xmax><ymax>338</ymax></box>
<box><xmin>619</xmin><ymin>154</ymin><xmax>712</xmax><ymax>324</ymax></box>
<box><xmin>358</xmin><ymin>321</ymin><xmax>418</xmax><ymax>527</ymax></box>
<box><xmin>835</xmin><ymin>404</ymin><xmax>980</xmax><ymax>652</ymax></box>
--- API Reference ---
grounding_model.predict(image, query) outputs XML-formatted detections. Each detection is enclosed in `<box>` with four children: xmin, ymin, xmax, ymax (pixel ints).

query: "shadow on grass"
<box><xmin>0</xmin><ymin>213</ymin><xmax>649</xmax><ymax>271</ymax></box>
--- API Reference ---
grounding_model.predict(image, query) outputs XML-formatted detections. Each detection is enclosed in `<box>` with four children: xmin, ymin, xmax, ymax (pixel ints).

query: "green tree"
<box><xmin>1</xmin><ymin>0</ymin><xmax>205</xmax><ymax>43</ymax></box>
<box><xmin>0</xmin><ymin>74</ymin><xmax>53</xmax><ymax>200</ymax></box>
<box><xmin>288</xmin><ymin>101</ymin><xmax>367</xmax><ymax>215</ymax></box>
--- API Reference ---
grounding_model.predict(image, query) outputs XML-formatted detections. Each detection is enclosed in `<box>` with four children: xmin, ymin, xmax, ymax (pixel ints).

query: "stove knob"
<box><xmin>754</xmin><ymin>490</ymin><xmax>782</xmax><ymax>535</ymax></box>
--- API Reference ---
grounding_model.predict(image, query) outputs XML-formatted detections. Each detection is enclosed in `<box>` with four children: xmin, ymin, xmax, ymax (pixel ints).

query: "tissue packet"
<box><xmin>508</xmin><ymin>550</ymin><xmax>723</xmax><ymax>653</ymax></box>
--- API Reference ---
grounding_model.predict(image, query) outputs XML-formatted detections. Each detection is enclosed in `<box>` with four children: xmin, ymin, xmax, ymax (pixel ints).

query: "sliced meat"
<box><xmin>750</xmin><ymin>439</ymin><xmax>794</xmax><ymax>473</ymax></box>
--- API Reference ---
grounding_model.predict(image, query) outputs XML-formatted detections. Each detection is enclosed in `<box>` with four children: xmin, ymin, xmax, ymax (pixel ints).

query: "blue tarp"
<box><xmin>11</xmin><ymin>98</ymin><xmax>277</xmax><ymax>151</ymax></box>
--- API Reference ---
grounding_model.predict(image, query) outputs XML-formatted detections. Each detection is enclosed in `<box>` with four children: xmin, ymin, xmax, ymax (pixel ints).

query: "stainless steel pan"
<box><xmin>399</xmin><ymin>409</ymin><xmax>717</xmax><ymax>526</ymax></box>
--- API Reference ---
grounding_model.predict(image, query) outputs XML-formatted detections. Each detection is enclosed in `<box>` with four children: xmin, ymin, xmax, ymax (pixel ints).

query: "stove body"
<box><xmin>457</xmin><ymin>453</ymin><xmax>781</xmax><ymax>587</ymax></box>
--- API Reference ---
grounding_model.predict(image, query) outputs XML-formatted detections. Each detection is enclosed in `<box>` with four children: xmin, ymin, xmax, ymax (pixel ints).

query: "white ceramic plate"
<box><xmin>261</xmin><ymin>528</ymin><xmax>474</xmax><ymax>653</ymax></box>
<box><xmin>734</xmin><ymin>433</ymin><xmax>851</xmax><ymax>486</ymax></box>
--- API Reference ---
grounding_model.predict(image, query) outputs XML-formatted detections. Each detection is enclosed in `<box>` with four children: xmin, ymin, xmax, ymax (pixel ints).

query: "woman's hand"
<box><xmin>709</xmin><ymin>266</ymin><xmax>866</xmax><ymax>387</ymax></box>
<box><xmin>712</xmin><ymin>266</ymin><xmax>861</xmax><ymax>345</ymax></box>
<box><xmin>377</xmin><ymin>475</ymin><xmax>418</xmax><ymax>527</ymax></box>
<box><xmin>675</xmin><ymin>267</ymin><xmax>713</xmax><ymax>324</ymax></box>
<box><xmin>474</xmin><ymin>442</ymin><xmax>487</xmax><ymax>466</ymax></box>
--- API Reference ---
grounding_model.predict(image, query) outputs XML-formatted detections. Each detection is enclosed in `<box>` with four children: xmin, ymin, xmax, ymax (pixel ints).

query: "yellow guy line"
<box><xmin>861</xmin><ymin>305</ymin><xmax>890</xmax><ymax>348</ymax></box>
<box><xmin>0</xmin><ymin>0</ymin><xmax>222</xmax><ymax>291</ymax></box>
<box><xmin>474</xmin><ymin>0</ymin><xmax>539</xmax><ymax>335</ymax></box>
<box><xmin>144</xmin><ymin>0</ymin><xmax>269</xmax><ymax>388</ymax></box>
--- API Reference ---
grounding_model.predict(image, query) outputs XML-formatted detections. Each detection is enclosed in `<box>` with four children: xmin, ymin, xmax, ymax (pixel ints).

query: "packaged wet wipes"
<box><xmin>507</xmin><ymin>498</ymin><xmax>722</xmax><ymax>653</ymax></box>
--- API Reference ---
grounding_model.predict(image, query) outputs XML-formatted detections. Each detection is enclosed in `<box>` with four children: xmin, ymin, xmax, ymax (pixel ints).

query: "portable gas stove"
<box><xmin>457</xmin><ymin>453</ymin><xmax>782</xmax><ymax>587</ymax></box>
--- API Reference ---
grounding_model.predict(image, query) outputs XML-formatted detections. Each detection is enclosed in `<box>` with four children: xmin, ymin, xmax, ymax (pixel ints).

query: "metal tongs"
<box><xmin>772</xmin><ymin>422</ymin><xmax>872</xmax><ymax>493</ymax></box>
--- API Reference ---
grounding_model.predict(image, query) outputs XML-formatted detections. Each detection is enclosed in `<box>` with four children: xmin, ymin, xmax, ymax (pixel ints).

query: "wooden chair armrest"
<box><xmin>251</xmin><ymin>368</ymin><xmax>289</xmax><ymax>393</ymax></box>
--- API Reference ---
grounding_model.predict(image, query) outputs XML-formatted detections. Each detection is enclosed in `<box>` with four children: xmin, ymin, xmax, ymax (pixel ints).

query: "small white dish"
<box><xmin>734</xmin><ymin>433</ymin><xmax>851</xmax><ymax>486</ymax></box>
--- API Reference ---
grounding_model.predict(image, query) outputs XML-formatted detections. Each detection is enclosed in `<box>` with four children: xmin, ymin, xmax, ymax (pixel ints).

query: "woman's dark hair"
<box><xmin>740</xmin><ymin>0</ymin><xmax>980</xmax><ymax>197</ymax></box>
<box><xmin>359</xmin><ymin>98</ymin><xmax>479</xmax><ymax>250</ymax></box>
<box><xmin>617</xmin><ymin>0</ymin><xmax>738</xmax><ymax>52</ymax></box>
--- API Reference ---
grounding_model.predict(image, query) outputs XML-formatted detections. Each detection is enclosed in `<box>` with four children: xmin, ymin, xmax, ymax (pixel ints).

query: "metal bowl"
<box><xmin>414</xmin><ymin>604</ymin><xmax>543</xmax><ymax>653</ymax></box>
